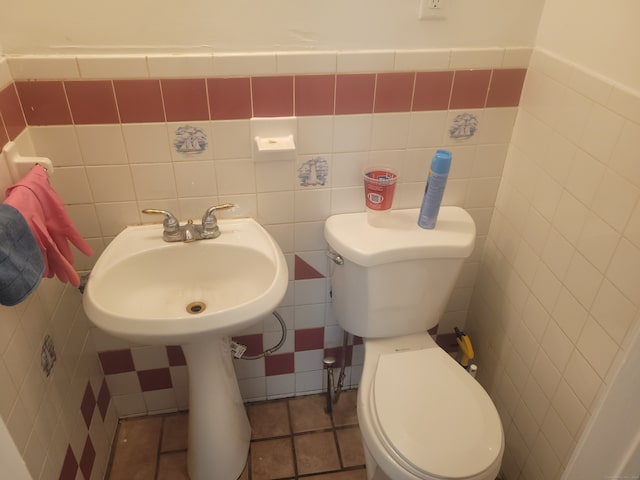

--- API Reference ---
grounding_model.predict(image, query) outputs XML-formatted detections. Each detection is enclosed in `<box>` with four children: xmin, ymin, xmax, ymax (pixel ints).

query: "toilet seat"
<box><xmin>370</xmin><ymin>348</ymin><xmax>503</xmax><ymax>479</ymax></box>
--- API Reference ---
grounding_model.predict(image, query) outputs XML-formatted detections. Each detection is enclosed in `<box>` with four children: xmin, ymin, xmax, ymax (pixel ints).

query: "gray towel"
<box><xmin>0</xmin><ymin>204</ymin><xmax>44</xmax><ymax>306</ymax></box>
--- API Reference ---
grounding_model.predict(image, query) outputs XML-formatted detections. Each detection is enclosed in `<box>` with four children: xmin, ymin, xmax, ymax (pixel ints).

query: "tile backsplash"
<box><xmin>0</xmin><ymin>48</ymin><xmax>525</xmax><ymax>479</ymax></box>
<box><xmin>0</xmin><ymin>279</ymin><xmax>117</xmax><ymax>480</ymax></box>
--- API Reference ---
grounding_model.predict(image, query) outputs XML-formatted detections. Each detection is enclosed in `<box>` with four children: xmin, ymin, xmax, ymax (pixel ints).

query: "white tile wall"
<box><xmin>147</xmin><ymin>54</ymin><xmax>215</xmax><ymax>78</ymax></box>
<box><xmin>173</xmin><ymin>161</ymin><xmax>218</xmax><ymax>197</ymax></box>
<box><xmin>7</xmin><ymin>55</ymin><xmax>81</xmax><ymax>80</ymax></box>
<box><xmin>449</xmin><ymin>47</ymin><xmax>505</xmax><ymax>69</ymax></box>
<box><xmin>276</xmin><ymin>52</ymin><xmax>337</xmax><ymax>75</ymax></box>
<box><xmin>0</xmin><ymin>278</ymin><xmax>115</xmax><ymax>480</ymax></box>
<box><xmin>336</xmin><ymin>51</ymin><xmax>395</xmax><ymax>73</ymax></box>
<box><xmin>0</xmin><ymin>57</ymin><xmax>16</xmax><ymax>87</ymax></box>
<box><xmin>212</xmin><ymin>53</ymin><xmax>277</xmax><ymax>77</ymax></box>
<box><xmin>467</xmin><ymin>49</ymin><xmax>640</xmax><ymax>479</ymax></box>
<box><xmin>86</xmin><ymin>165</ymin><xmax>136</xmax><ymax>202</ymax></box>
<box><xmin>76</xmin><ymin>125</ymin><xmax>128</xmax><ymax>166</ymax></box>
<box><xmin>1</xmin><ymin>46</ymin><xmax>532</xmax><ymax>477</ymax></box>
<box><xmin>394</xmin><ymin>49</ymin><xmax>450</xmax><ymax>72</ymax></box>
<box><xmin>6</xmin><ymin>47</ymin><xmax>536</xmax><ymax>83</ymax></box>
<box><xmin>130</xmin><ymin>163</ymin><xmax>177</xmax><ymax>200</ymax></box>
<box><xmin>29</xmin><ymin>126</ymin><xmax>84</xmax><ymax>167</ymax></box>
<box><xmin>77</xmin><ymin>55</ymin><xmax>149</xmax><ymax>79</ymax></box>
<box><xmin>211</xmin><ymin>120</ymin><xmax>252</xmax><ymax>160</ymax></box>
<box><xmin>122</xmin><ymin>123</ymin><xmax>172</xmax><ymax>164</ymax></box>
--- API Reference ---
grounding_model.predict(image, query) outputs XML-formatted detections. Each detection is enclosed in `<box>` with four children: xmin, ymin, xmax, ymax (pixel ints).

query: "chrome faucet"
<box><xmin>142</xmin><ymin>203</ymin><xmax>235</xmax><ymax>242</ymax></box>
<box><xmin>201</xmin><ymin>203</ymin><xmax>235</xmax><ymax>239</ymax></box>
<box><xmin>183</xmin><ymin>219</ymin><xmax>197</xmax><ymax>242</ymax></box>
<box><xmin>141</xmin><ymin>209</ymin><xmax>182</xmax><ymax>242</ymax></box>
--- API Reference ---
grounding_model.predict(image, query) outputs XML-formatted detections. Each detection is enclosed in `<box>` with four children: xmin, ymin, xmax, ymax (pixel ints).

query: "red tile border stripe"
<box><xmin>15</xmin><ymin>80</ymin><xmax>71</xmax><ymax>126</ymax></box>
<box><xmin>6</xmin><ymin>68</ymin><xmax>526</xmax><ymax>137</ymax></box>
<box><xmin>0</xmin><ymin>84</ymin><xmax>27</xmax><ymax>138</ymax></box>
<box><xmin>374</xmin><ymin>72</ymin><xmax>415</xmax><ymax>113</ymax></box>
<box><xmin>486</xmin><ymin>68</ymin><xmax>527</xmax><ymax>107</ymax></box>
<box><xmin>207</xmin><ymin>77</ymin><xmax>252</xmax><ymax>120</ymax></box>
<box><xmin>450</xmin><ymin>70</ymin><xmax>492</xmax><ymax>110</ymax></box>
<box><xmin>413</xmin><ymin>71</ymin><xmax>454</xmax><ymax>111</ymax></box>
<box><xmin>161</xmin><ymin>78</ymin><xmax>209</xmax><ymax>122</ymax></box>
<box><xmin>113</xmin><ymin>79</ymin><xmax>166</xmax><ymax>123</ymax></box>
<box><xmin>65</xmin><ymin>80</ymin><xmax>119</xmax><ymax>124</ymax></box>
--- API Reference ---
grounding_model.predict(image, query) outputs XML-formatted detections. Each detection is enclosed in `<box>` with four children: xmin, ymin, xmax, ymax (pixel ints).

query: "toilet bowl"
<box><xmin>324</xmin><ymin>207</ymin><xmax>504</xmax><ymax>480</ymax></box>
<box><xmin>358</xmin><ymin>333</ymin><xmax>503</xmax><ymax>480</ymax></box>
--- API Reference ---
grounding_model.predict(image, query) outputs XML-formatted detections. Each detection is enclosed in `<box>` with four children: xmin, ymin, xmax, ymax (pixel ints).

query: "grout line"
<box><xmin>246</xmin><ymin>446</ymin><xmax>252</xmax><ymax>480</ymax></box>
<box><xmin>152</xmin><ymin>416</ymin><xmax>165</xmax><ymax>480</ymax></box>
<box><xmin>103</xmin><ymin>419</ymin><xmax>123</xmax><ymax>480</ymax></box>
<box><xmin>328</xmin><ymin>393</ymin><xmax>346</xmax><ymax>472</ymax></box>
<box><xmin>286</xmin><ymin>398</ymin><xmax>300</xmax><ymax>479</ymax></box>
<box><xmin>297</xmin><ymin>466</ymin><xmax>367</xmax><ymax>478</ymax></box>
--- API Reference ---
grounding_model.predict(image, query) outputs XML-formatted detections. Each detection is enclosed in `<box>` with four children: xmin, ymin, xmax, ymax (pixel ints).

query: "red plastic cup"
<box><xmin>363</xmin><ymin>168</ymin><xmax>397</xmax><ymax>211</ymax></box>
<box><xmin>363</xmin><ymin>167</ymin><xmax>397</xmax><ymax>226</ymax></box>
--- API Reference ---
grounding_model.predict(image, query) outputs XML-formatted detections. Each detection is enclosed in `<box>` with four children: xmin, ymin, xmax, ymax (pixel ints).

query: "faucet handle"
<box><xmin>201</xmin><ymin>203</ymin><xmax>235</xmax><ymax>239</ymax></box>
<box><xmin>141</xmin><ymin>209</ymin><xmax>182</xmax><ymax>240</ymax></box>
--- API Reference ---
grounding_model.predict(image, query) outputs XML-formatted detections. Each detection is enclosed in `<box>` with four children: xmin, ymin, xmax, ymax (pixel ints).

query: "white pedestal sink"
<box><xmin>83</xmin><ymin>218</ymin><xmax>288</xmax><ymax>480</ymax></box>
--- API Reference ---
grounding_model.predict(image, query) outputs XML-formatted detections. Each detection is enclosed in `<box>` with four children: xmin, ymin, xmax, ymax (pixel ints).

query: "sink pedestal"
<box><xmin>82</xmin><ymin>218</ymin><xmax>288</xmax><ymax>479</ymax></box>
<box><xmin>182</xmin><ymin>337</ymin><xmax>251</xmax><ymax>480</ymax></box>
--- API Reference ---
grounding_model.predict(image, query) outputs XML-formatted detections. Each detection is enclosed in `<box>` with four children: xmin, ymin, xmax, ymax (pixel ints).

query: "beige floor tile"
<box><xmin>294</xmin><ymin>431</ymin><xmax>341</xmax><ymax>476</ymax></box>
<box><xmin>109</xmin><ymin>417</ymin><xmax>163</xmax><ymax>480</ymax></box>
<box><xmin>289</xmin><ymin>394</ymin><xmax>332</xmax><ymax>433</ymax></box>
<box><xmin>336</xmin><ymin>427</ymin><xmax>365</xmax><ymax>468</ymax></box>
<box><xmin>157</xmin><ymin>451</ymin><xmax>189</xmax><ymax>480</ymax></box>
<box><xmin>108</xmin><ymin>392</ymin><xmax>366</xmax><ymax>480</ymax></box>
<box><xmin>250</xmin><ymin>437</ymin><xmax>296</xmax><ymax>480</ymax></box>
<box><xmin>161</xmin><ymin>413</ymin><xmax>189</xmax><ymax>452</ymax></box>
<box><xmin>332</xmin><ymin>390</ymin><xmax>358</xmax><ymax>427</ymax></box>
<box><xmin>247</xmin><ymin>400</ymin><xmax>291</xmax><ymax>439</ymax></box>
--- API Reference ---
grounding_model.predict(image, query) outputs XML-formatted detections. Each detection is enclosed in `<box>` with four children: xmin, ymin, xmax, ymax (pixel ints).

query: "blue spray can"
<box><xmin>418</xmin><ymin>149</ymin><xmax>452</xmax><ymax>229</ymax></box>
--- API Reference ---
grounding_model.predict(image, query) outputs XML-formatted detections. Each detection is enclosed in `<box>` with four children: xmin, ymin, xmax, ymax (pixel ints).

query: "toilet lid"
<box><xmin>372</xmin><ymin>348</ymin><xmax>503</xmax><ymax>479</ymax></box>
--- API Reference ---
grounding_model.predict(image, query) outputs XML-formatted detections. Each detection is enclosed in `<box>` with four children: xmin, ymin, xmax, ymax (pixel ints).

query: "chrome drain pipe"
<box><xmin>323</xmin><ymin>356</ymin><xmax>337</xmax><ymax>413</ymax></box>
<box><xmin>322</xmin><ymin>331</ymin><xmax>350</xmax><ymax>414</ymax></box>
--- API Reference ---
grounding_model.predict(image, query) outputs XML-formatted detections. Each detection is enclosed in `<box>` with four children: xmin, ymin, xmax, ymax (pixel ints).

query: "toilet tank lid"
<box><xmin>324</xmin><ymin>207</ymin><xmax>476</xmax><ymax>267</ymax></box>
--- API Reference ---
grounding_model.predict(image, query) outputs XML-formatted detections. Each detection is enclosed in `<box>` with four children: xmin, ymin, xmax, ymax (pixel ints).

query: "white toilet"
<box><xmin>325</xmin><ymin>207</ymin><xmax>504</xmax><ymax>480</ymax></box>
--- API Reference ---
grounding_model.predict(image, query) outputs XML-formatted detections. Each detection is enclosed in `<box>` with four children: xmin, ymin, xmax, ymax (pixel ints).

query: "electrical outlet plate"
<box><xmin>418</xmin><ymin>0</ymin><xmax>446</xmax><ymax>20</ymax></box>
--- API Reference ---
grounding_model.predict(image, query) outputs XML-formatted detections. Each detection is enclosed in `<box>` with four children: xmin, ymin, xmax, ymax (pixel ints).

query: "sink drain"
<box><xmin>186</xmin><ymin>301</ymin><xmax>206</xmax><ymax>314</ymax></box>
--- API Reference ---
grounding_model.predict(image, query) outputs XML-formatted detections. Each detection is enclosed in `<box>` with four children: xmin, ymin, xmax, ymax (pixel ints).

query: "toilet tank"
<box><xmin>324</xmin><ymin>207</ymin><xmax>475</xmax><ymax>338</ymax></box>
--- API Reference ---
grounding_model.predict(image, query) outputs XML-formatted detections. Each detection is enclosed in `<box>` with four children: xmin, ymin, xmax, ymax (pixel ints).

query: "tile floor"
<box><xmin>107</xmin><ymin>390</ymin><xmax>366</xmax><ymax>480</ymax></box>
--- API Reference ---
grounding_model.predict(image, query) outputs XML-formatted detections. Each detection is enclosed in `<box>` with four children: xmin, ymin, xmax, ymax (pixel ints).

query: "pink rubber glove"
<box><xmin>5</xmin><ymin>165</ymin><xmax>93</xmax><ymax>286</ymax></box>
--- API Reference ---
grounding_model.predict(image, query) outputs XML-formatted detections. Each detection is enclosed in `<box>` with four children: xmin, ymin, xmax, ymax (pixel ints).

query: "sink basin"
<box><xmin>84</xmin><ymin>217</ymin><xmax>288</xmax><ymax>345</ymax></box>
<box><xmin>83</xmin><ymin>217</ymin><xmax>289</xmax><ymax>480</ymax></box>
